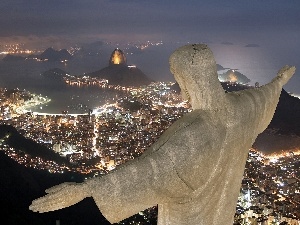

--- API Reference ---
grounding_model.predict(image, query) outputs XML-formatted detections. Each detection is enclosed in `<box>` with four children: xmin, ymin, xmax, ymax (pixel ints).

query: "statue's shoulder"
<box><xmin>163</xmin><ymin>110</ymin><xmax>204</xmax><ymax>133</ymax></box>
<box><xmin>148</xmin><ymin>110</ymin><xmax>223</xmax><ymax>149</ymax></box>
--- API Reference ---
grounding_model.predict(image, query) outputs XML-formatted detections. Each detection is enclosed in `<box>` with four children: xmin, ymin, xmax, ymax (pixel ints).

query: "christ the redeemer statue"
<box><xmin>29</xmin><ymin>44</ymin><xmax>296</xmax><ymax>225</ymax></box>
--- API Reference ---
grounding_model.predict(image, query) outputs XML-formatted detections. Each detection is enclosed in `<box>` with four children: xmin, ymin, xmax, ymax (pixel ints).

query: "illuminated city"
<box><xmin>0</xmin><ymin>43</ymin><xmax>37</xmax><ymax>55</ymax></box>
<box><xmin>0</xmin><ymin>82</ymin><xmax>189</xmax><ymax>174</ymax></box>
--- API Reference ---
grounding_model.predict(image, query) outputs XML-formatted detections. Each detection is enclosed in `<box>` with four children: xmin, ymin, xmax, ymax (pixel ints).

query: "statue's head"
<box><xmin>169</xmin><ymin>44</ymin><xmax>225</xmax><ymax>110</ymax></box>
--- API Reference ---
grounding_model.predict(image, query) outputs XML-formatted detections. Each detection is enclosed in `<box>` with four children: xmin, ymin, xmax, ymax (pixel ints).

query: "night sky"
<box><xmin>0</xmin><ymin>0</ymin><xmax>299</xmax><ymax>92</ymax></box>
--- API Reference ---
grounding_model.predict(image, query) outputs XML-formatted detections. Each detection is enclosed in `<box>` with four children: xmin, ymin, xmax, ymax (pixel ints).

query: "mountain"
<box><xmin>2</xmin><ymin>54</ymin><xmax>25</xmax><ymax>61</ymax></box>
<box><xmin>39</xmin><ymin>48</ymin><xmax>72</xmax><ymax>61</ymax></box>
<box><xmin>266</xmin><ymin>89</ymin><xmax>300</xmax><ymax>135</ymax></box>
<box><xmin>253</xmin><ymin>89</ymin><xmax>300</xmax><ymax>153</ymax></box>
<box><xmin>85</xmin><ymin>48</ymin><xmax>153</xmax><ymax>87</ymax></box>
<box><xmin>25</xmin><ymin>54</ymin><xmax>41</xmax><ymax>60</ymax></box>
<box><xmin>41</xmin><ymin>68</ymin><xmax>69</xmax><ymax>80</ymax></box>
<box><xmin>87</xmin><ymin>64</ymin><xmax>153</xmax><ymax>87</ymax></box>
<box><xmin>216</xmin><ymin>64</ymin><xmax>229</xmax><ymax>71</ymax></box>
<box><xmin>2</xmin><ymin>48</ymin><xmax>72</xmax><ymax>62</ymax></box>
<box><xmin>218</xmin><ymin>69</ymin><xmax>250</xmax><ymax>84</ymax></box>
<box><xmin>57</xmin><ymin>49</ymin><xmax>72</xmax><ymax>60</ymax></box>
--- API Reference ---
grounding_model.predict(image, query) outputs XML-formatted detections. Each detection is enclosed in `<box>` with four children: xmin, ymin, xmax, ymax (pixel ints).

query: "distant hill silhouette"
<box><xmin>267</xmin><ymin>89</ymin><xmax>300</xmax><ymax>135</ymax></box>
<box><xmin>2</xmin><ymin>54</ymin><xmax>25</xmax><ymax>61</ymax></box>
<box><xmin>253</xmin><ymin>89</ymin><xmax>300</xmax><ymax>153</ymax></box>
<box><xmin>42</xmin><ymin>65</ymin><xmax>153</xmax><ymax>87</ymax></box>
<box><xmin>3</xmin><ymin>48</ymin><xmax>72</xmax><ymax>62</ymax></box>
<box><xmin>218</xmin><ymin>69</ymin><xmax>250</xmax><ymax>84</ymax></box>
<box><xmin>41</xmin><ymin>68</ymin><xmax>69</xmax><ymax>80</ymax></box>
<box><xmin>245</xmin><ymin>44</ymin><xmax>260</xmax><ymax>48</ymax></box>
<box><xmin>39</xmin><ymin>48</ymin><xmax>72</xmax><ymax>61</ymax></box>
<box><xmin>25</xmin><ymin>48</ymin><xmax>72</xmax><ymax>62</ymax></box>
<box><xmin>216</xmin><ymin>64</ymin><xmax>229</xmax><ymax>71</ymax></box>
<box><xmin>87</xmin><ymin>64</ymin><xmax>153</xmax><ymax>87</ymax></box>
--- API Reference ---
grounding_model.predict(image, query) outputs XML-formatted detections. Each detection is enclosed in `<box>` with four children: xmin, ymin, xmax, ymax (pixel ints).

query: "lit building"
<box><xmin>109</xmin><ymin>48</ymin><xmax>127</xmax><ymax>66</ymax></box>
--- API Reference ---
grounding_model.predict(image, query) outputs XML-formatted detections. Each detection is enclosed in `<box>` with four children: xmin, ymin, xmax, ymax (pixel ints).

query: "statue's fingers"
<box><xmin>30</xmin><ymin>189</ymin><xmax>68</xmax><ymax>210</ymax></box>
<box><xmin>280</xmin><ymin>65</ymin><xmax>295</xmax><ymax>74</ymax></box>
<box><xmin>30</xmin><ymin>190</ymin><xmax>83</xmax><ymax>213</ymax></box>
<box><xmin>45</xmin><ymin>182</ymin><xmax>75</xmax><ymax>193</ymax></box>
<box><xmin>30</xmin><ymin>199</ymin><xmax>71</xmax><ymax>213</ymax></box>
<box><xmin>288</xmin><ymin>66</ymin><xmax>296</xmax><ymax>74</ymax></box>
<box><xmin>275</xmin><ymin>65</ymin><xmax>296</xmax><ymax>85</ymax></box>
<box><xmin>284</xmin><ymin>66</ymin><xmax>296</xmax><ymax>79</ymax></box>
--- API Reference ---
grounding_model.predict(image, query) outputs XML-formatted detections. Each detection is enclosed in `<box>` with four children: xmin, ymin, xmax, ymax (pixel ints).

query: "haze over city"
<box><xmin>0</xmin><ymin>0</ymin><xmax>299</xmax><ymax>93</ymax></box>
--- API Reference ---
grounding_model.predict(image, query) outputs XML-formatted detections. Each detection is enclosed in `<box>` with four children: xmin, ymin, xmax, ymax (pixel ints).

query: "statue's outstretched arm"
<box><xmin>272</xmin><ymin>65</ymin><xmax>296</xmax><ymax>86</ymax></box>
<box><xmin>29</xmin><ymin>182</ymin><xmax>90</xmax><ymax>213</ymax></box>
<box><xmin>226</xmin><ymin>65</ymin><xmax>296</xmax><ymax>134</ymax></box>
<box><xmin>29</xmin><ymin>148</ymin><xmax>194</xmax><ymax>223</ymax></box>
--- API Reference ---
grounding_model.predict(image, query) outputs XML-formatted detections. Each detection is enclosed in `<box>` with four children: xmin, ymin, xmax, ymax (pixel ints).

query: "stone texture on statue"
<box><xmin>29</xmin><ymin>44</ymin><xmax>296</xmax><ymax>225</ymax></box>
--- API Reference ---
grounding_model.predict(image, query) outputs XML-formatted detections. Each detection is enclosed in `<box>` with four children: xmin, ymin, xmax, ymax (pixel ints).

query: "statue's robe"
<box><xmin>88</xmin><ymin>73</ymin><xmax>289</xmax><ymax>224</ymax></box>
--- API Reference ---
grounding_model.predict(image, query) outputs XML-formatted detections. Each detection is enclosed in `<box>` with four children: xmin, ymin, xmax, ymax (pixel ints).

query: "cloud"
<box><xmin>0</xmin><ymin>0</ymin><xmax>299</xmax><ymax>47</ymax></box>
<box><xmin>245</xmin><ymin>44</ymin><xmax>260</xmax><ymax>48</ymax></box>
<box><xmin>221</xmin><ymin>42</ymin><xmax>234</xmax><ymax>45</ymax></box>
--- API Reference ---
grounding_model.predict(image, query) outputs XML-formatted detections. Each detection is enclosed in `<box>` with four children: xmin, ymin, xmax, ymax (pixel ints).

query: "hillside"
<box><xmin>87</xmin><ymin>64</ymin><xmax>153</xmax><ymax>87</ymax></box>
<box><xmin>2</xmin><ymin>54</ymin><xmax>25</xmax><ymax>61</ymax></box>
<box><xmin>218</xmin><ymin>70</ymin><xmax>251</xmax><ymax>84</ymax></box>
<box><xmin>39</xmin><ymin>48</ymin><xmax>72</xmax><ymax>61</ymax></box>
<box><xmin>41</xmin><ymin>68</ymin><xmax>69</xmax><ymax>80</ymax></box>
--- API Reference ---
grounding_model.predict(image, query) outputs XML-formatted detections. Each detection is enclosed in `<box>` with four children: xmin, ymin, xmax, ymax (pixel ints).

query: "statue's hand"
<box><xmin>275</xmin><ymin>65</ymin><xmax>296</xmax><ymax>85</ymax></box>
<box><xmin>29</xmin><ymin>182</ymin><xmax>90</xmax><ymax>213</ymax></box>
